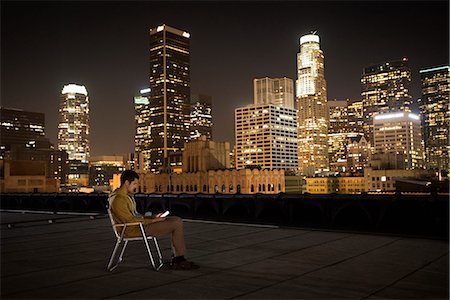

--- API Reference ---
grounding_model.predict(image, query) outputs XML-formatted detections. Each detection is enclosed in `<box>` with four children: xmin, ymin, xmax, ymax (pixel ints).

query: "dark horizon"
<box><xmin>2</xmin><ymin>1</ymin><xmax>449</xmax><ymax>157</ymax></box>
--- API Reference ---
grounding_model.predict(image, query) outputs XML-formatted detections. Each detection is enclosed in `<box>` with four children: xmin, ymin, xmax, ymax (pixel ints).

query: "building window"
<box><xmin>237</xmin><ymin>185</ymin><xmax>241</xmax><ymax>193</ymax></box>
<box><xmin>258</xmin><ymin>184</ymin><xmax>261</xmax><ymax>192</ymax></box>
<box><xmin>229</xmin><ymin>184</ymin><xmax>233</xmax><ymax>193</ymax></box>
<box><xmin>176</xmin><ymin>185</ymin><xmax>179</xmax><ymax>192</ymax></box>
<box><xmin>222</xmin><ymin>185</ymin><xmax>226</xmax><ymax>193</ymax></box>
<box><xmin>194</xmin><ymin>185</ymin><xmax>198</xmax><ymax>192</ymax></box>
<box><xmin>251</xmin><ymin>184</ymin><xmax>254</xmax><ymax>193</ymax></box>
<box><xmin>203</xmin><ymin>184</ymin><xmax>207</xmax><ymax>192</ymax></box>
<box><xmin>214</xmin><ymin>185</ymin><xmax>219</xmax><ymax>193</ymax></box>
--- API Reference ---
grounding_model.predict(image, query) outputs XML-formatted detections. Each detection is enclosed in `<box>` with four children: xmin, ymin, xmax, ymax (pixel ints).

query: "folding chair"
<box><xmin>106</xmin><ymin>206</ymin><xmax>163</xmax><ymax>271</ymax></box>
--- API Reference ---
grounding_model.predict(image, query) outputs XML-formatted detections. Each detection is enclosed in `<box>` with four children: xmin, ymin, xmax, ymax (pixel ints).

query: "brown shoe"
<box><xmin>171</xmin><ymin>260</ymin><xmax>200</xmax><ymax>271</ymax></box>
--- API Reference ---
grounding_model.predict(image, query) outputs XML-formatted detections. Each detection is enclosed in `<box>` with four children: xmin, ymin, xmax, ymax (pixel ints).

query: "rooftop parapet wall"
<box><xmin>0</xmin><ymin>192</ymin><xmax>448</xmax><ymax>238</ymax></box>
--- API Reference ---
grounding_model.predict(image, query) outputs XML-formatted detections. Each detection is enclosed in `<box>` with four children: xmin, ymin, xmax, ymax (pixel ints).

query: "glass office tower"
<box><xmin>148</xmin><ymin>24</ymin><xmax>191</xmax><ymax>173</ymax></box>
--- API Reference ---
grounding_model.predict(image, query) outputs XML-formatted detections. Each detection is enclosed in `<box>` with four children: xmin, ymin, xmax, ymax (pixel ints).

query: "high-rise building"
<box><xmin>347</xmin><ymin>100</ymin><xmax>364</xmax><ymax>133</ymax></box>
<box><xmin>134</xmin><ymin>88</ymin><xmax>152</xmax><ymax>172</ymax></box>
<box><xmin>328</xmin><ymin>100</ymin><xmax>348</xmax><ymax>133</ymax></box>
<box><xmin>361</xmin><ymin>59</ymin><xmax>412</xmax><ymax>143</ymax></box>
<box><xmin>419</xmin><ymin>66</ymin><xmax>450</xmax><ymax>178</ymax></box>
<box><xmin>148</xmin><ymin>24</ymin><xmax>191</xmax><ymax>173</ymax></box>
<box><xmin>190</xmin><ymin>94</ymin><xmax>213</xmax><ymax>140</ymax></box>
<box><xmin>372</xmin><ymin>111</ymin><xmax>424</xmax><ymax>170</ymax></box>
<box><xmin>254</xmin><ymin>77</ymin><xmax>294</xmax><ymax>109</ymax></box>
<box><xmin>296</xmin><ymin>33</ymin><xmax>329</xmax><ymax>176</ymax></box>
<box><xmin>57</xmin><ymin>84</ymin><xmax>90</xmax><ymax>187</ymax></box>
<box><xmin>235</xmin><ymin>104</ymin><xmax>298</xmax><ymax>171</ymax></box>
<box><xmin>0</xmin><ymin>107</ymin><xmax>45</xmax><ymax>159</ymax></box>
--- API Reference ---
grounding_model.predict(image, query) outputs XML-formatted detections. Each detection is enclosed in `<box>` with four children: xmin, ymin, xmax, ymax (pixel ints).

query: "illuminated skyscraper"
<box><xmin>254</xmin><ymin>77</ymin><xmax>294</xmax><ymax>109</ymax></box>
<box><xmin>361</xmin><ymin>59</ymin><xmax>412</xmax><ymax>143</ymax></box>
<box><xmin>296</xmin><ymin>32</ymin><xmax>329</xmax><ymax>176</ymax></box>
<box><xmin>149</xmin><ymin>24</ymin><xmax>191</xmax><ymax>173</ymax></box>
<box><xmin>134</xmin><ymin>88</ymin><xmax>152</xmax><ymax>172</ymax></box>
<box><xmin>419</xmin><ymin>65</ymin><xmax>450</xmax><ymax>178</ymax></box>
<box><xmin>235</xmin><ymin>104</ymin><xmax>298</xmax><ymax>171</ymax></box>
<box><xmin>372</xmin><ymin>111</ymin><xmax>424</xmax><ymax>170</ymax></box>
<box><xmin>57</xmin><ymin>84</ymin><xmax>90</xmax><ymax>186</ymax></box>
<box><xmin>190</xmin><ymin>94</ymin><xmax>213</xmax><ymax>140</ymax></box>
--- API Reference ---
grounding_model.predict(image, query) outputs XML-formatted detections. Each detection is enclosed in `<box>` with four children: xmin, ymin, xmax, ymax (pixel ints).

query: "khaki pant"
<box><xmin>145</xmin><ymin>216</ymin><xmax>186</xmax><ymax>257</ymax></box>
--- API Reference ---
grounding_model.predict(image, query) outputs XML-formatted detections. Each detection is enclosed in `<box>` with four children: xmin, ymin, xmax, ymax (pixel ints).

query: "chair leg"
<box><xmin>139</xmin><ymin>225</ymin><xmax>156</xmax><ymax>269</ymax></box>
<box><xmin>153</xmin><ymin>238</ymin><xmax>164</xmax><ymax>270</ymax></box>
<box><xmin>107</xmin><ymin>239</ymin><xmax>122</xmax><ymax>271</ymax></box>
<box><xmin>118</xmin><ymin>240</ymin><xmax>128</xmax><ymax>262</ymax></box>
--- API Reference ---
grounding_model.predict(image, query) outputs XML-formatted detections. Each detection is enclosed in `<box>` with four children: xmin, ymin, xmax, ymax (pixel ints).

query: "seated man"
<box><xmin>109</xmin><ymin>170</ymin><xmax>199</xmax><ymax>270</ymax></box>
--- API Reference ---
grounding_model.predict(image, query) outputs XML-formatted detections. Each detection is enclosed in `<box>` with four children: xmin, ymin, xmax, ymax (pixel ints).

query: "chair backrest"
<box><xmin>106</xmin><ymin>194</ymin><xmax>121</xmax><ymax>239</ymax></box>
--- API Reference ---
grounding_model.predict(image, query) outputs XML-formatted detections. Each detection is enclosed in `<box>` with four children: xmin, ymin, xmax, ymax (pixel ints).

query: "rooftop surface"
<box><xmin>1</xmin><ymin>212</ymin><xmax>449</xmax><ymax>299</ymax></box>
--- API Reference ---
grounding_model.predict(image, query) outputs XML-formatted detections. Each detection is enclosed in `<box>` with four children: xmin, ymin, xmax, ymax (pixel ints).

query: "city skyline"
<box><xmin>2</xmin><ymin>1</ymin><xmax>449</xmax><ymax>157</ymax></box>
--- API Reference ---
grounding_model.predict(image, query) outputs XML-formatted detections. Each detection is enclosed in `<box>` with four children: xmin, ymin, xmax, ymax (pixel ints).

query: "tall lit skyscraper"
<box><xmin>58</xmin><ymin>84</ymin><xmax>90</xmax><ymax>186</ymax></box>
<box><xmin>254</xmin><ymin>77</ymin><xmax>294</xmax><ymax>109</ymax></box>
<box><xmin>373</xmin><ymin>111</ymin><xmax>424</xmax><ymax>170</ymax></box>
<box><xmin>361</xmin><ymin>59</ymin><xmax>412</xmax><ymax>143</ymax></box>
<box><xmin>134</xmin><ymin>88</ymin><xmax>152</xmax><ymax>172</ymax></box>
<box><xmin>190</xmin><ymin>94</ymin><xmax>213</xmax><ymax>140</ymax></box>
<box><xmin>296</xmin><ymin>32</ymin><xmax>329</xmax><ymax>176</ymax></box>
<box><xmin>148</xmin><ymin>24</ymin><xmax>191</xmax><ymax>173</ymax></box>
<box><xmin>419</xmin><ymin>65</ymin><xmax>450</xmax><ymax>178</ymax></box>
<box><xmin>235</xmin><ymin>104</ymin><xmax>298</xmax><ymax>171</ymax></box>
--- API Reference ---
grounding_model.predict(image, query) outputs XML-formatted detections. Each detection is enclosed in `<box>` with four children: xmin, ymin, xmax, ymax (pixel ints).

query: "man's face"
<box><xmin>126</xmin><ymin>178</ymin><xmax>139</xmax><ymax>194</ymax></box>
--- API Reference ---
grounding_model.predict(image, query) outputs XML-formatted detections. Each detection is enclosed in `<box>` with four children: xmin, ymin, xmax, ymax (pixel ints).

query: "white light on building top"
<box><xmin>182</xmin><ymin>32</ymin><xmax>190</xmax><ymax>38</ymax></box>
<box><xmin>300</xmin><ymin>34</ymin><xmax>320</xmax><ymax>45</ymax></box>
<box><xmin>62</xmin><ymin>84</ymin><xmax>88</xmax><ymax>96</ymax></box>
<box><xmin>157</xmin><ymin>25</ymin><xmax>164</xmax><ymax>32</ymax></box>
<box><xmin>408</xmin><ymin>113</ymin><xmax>420</xmax><ymax>120</ymax></box>
<box><xmin>140</xmin><ymin>88</ymin><xmax>151</xmax><ymax>94</ymax></box>
<box><xmin>374</xmin><ymin>112</ymin><xmax>405</xmax><ymax>120</ymax></box>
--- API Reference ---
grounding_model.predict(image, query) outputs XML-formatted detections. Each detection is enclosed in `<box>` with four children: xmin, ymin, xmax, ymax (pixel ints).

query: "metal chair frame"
<box><xmin>106</xmin><ymin>208</ymin><xmax>163</xmax><ymax>271</ymax></box>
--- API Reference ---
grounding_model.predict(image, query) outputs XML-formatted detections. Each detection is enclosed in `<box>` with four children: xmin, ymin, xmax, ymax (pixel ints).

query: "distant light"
<box><xmin>408</xmin><ymin>113</ymin><xmax>420</xmax><ymax>120</ymax></box>
<box><xmin>182</xmin><ymin>32</ymin><xmax>190</xmax><ymax>38</ymax></box>
<box><xmin>157</xmin><ymin>25</ymin><xmax>164</xmax><ymax>32</ymax></box>
<box><xmin>381</xmin><ymin>176</ymin><xmax>387</xmax><ymax>182</ymax></box>
<box><xmin>140</xmin><ymin>88</ymin><xmax>151</xmax><ymax>94</ymax></box>
<box><xmin>300</xmin><ymin>34</ymin><xmax>320</xmax><ymax>45</ymax></box>
<box><xmin>374</xmin><ymin>112</ymin><xmax>404</xmax><ymax>120</ymax></box>
<box><xmin>402</xmin><ymin>57</ymin><xmax>408</xmax><ymax>61</ymax></box>
<box><xmin>62</xmin><ymin>84</ymin><xmax>87</xmax><ymax>96</ymax></box>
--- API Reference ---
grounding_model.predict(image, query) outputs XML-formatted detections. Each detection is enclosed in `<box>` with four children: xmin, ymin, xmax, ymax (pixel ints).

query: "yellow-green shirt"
<box><xmin>108</xmin><ymin>188</ymin><xmax>157</xmax><ymax>237</ymax></box>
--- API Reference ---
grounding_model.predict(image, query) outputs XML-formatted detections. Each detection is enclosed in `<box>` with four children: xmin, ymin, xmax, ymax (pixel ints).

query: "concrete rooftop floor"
<box><xmin>1</xmin><ymin>212</ymin><xmax>448</xmax><ymax>299</ymax></box>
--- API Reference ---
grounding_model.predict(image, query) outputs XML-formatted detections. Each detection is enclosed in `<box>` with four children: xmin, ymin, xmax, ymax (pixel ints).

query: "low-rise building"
<box><xmin>364</xmin><ymin>167</ymin><xmax>431</xmax><ymax>192</ymax></box>
<box><xmin>139</xmin><ymin>168</ymin><xmax>285</xmax><ymax>194</ymax></box>
<box><xmin>0</xmin><ymin>160</ymin><xmax>59</xmax><ymax>193</ymax></box>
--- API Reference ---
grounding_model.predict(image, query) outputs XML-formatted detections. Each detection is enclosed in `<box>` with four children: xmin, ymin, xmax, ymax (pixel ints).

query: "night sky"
<box><xmin>2</xmin><ymin>1</ymin><xmax>448</xmax><ymax>157</ymax></box>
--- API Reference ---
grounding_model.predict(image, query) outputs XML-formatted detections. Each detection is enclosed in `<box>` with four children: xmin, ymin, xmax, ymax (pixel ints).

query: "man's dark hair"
<box><xmin>120</xmin><ymin>170</ymin><xmax>139</xmax><ymax>186</ymax></box>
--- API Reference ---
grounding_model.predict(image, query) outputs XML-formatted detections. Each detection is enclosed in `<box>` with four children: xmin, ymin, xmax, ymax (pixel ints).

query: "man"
<box><xmin>108</xmin><ymin>170</ymin><xmax>199</xmax><ymax>270</ymax></box>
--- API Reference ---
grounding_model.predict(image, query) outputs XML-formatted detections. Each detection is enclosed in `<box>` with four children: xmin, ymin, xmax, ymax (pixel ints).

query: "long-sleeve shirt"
<box><xmin>108</xmin><ymin>188</ymin><xmax>157</xmax><ymax>237</ymax></box>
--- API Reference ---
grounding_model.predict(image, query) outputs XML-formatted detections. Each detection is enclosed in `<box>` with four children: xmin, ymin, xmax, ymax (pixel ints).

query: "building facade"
<box><xmin>0</xmin><ymin>107</ymin><xmax>46</xmax><ymax>159</ymax></box>
<box><xmin>296</xmin><ymin>33</ymin><xmax>329</xmax><ymax>176</ymax></box>
<box><xmin>190</xmin><ymin>94</ymin><xmax>213</xmax><ymax>140</ymax></box>
<box><xmin>57</xmin><ymin>84</ymin><xmax>90</xmax><ymax>187</ymax></box>
<box><xmin>254</xmin><ymin>77</ymin><xmax>294</xmax><ymax>109</ymax></box>
<box><xmin>148</xmin><ymin>24</ymin><xmax>191</xmax><ymax>172</ymax></box>
<box><xmin>134</xmin><ymin>88</ymin><xmax>152</xmax><ymax>172</ymax></box>
<box><xmin>183</xmin><ymin>136</ymin><xmax>230</xmax><ymax>173</ymax></box>
<box><xmin>364</xmin><ymin>167</ymin><xmax>429</xmax><ymax>192</ymax></box>
<box><xmin>361</xmin><ymin>59</ymin><xmax>412</xmax><ymax>143</ymax></box>
<box><xmin>347</xmin><ymin>100</ymin><xmax>364</xmax><ymax>134</ymax></box>
<box><xmin>372</xmin><ymin>111</ymin><xmax>424</xmax><ymax>170</ymax></box>
<box><xmin>235</xmin><ymin>104</ymin><xmax>298</xmax><ymax>171</ymax></box>
<box><xmin>138</xmin><ymin>168</ymin><xmax>285</xmax><ymax>194</ymax></box>
<box><xmin>89</xmin><ymin>156</ymin><xmax>126</xmax><ymax>190</ymax></box>
<box><xmin>419</xmin><ymin>66</ymin><xmax>450</xmax><ymax>178</ymax></box>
